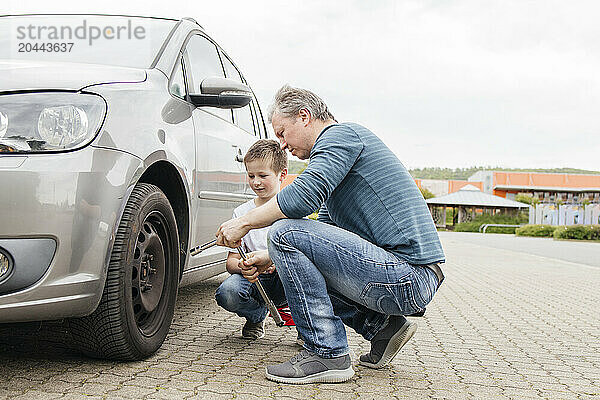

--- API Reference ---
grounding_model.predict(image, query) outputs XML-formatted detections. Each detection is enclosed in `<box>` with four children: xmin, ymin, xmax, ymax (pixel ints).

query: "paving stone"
<box><xmin>316</xmin><ymin>389</ymin><xmax>361</xmax><ymax>400</ymax></box>
<box><xmin>356</xmin><ymin>393</ymin><xmax>397</xmax><ymax>400</ymax></box>
<box><xmin>137</xmin><ymin>368</ymin><xmax>182</xmax><ymax>379</ymax></box>
<box><xmin>502</xmin><ymin>387</ymin><xmax>545</xmax><ymax>399</ymax></box>
<box><xmin>0</xmin><ymin>237</ymin><xmax>597</xmax><ymax>399</ymax></box>
<box><xmin>146</xmin><ymin>387</ymin><xmax>194</xmax><ymax>399</ymax></box>
<box><xmin>217</xmin><ymin>365</ymin><xmax>256</xmax><ymax>377</ymax></box>
<box><xmin>271</xmin><ymin>384</ymin><xmax>321</xmax><ymax>398</ymax></box>
<box><xmin>190</xmin><ymin>393</ymin><xmax>233</xmax><ymax>400</ymax></box>
<box><xmin>9</xmin><ymin>390</ymin><xmax>63</xmax><ymax>400</ymax></box>
<box><xmin>57</xmin><ymin>394</ymin><xmax>104</xmax><ymax>400</ymax></box>
<box><xmin>123</xmin><ymin>376</ymin><xmax>168</xmax><ymax>390</ymax></box>
<box><xmin>3</xmin><ymin>377</ymin><xmax>40</xmax><ymax>392</ymax></box>
<box><xmin>34</xmin><ymin>379</ymin><xmax>80</xmax><ymax>394</ymax></box>
<box><xmin>390</xmin><ymin>388</ymin><xmax>433</xmax><ymax>399</ymax></box>
<box><xmin>69</xmin><ymin>382</ymin><xmax>119</xmax><ymax>396</ymax></box>
<box><xmin>105</xmin><ymin>385</ymin><xmax>156</xmax><ymax>399</ymax></box>
<box><xmin>50</xmin><ymin>372</ymin><xmax>98</xmax><ymax>384</ymax></box>
<box><xmin>200</xmin><ymin>380</ymin><xmax>244</xmax><ymax>394</ymax></box>
<box><xmin>173</xmin><ymin>370</ymin><xmax>213</xmax><ymax>382</ymax></box>
<box><xmin>84</xmin><ymin>373</ymin><xmax>128</xmax><ymax>385</ymax></box>
<box><xmin>230</xmin><ymin>394</ymin><xmax>263</xmax><ymax>400</ymax></box>
<box><xmin>429</xmin><ymin>389</ymin><xmax>474</xmax><ymax>399</ymax></box>
<box><xmin>0</xmin><ymin>389</ymin><xmax>22</xmax><ymax>399</ymax></box>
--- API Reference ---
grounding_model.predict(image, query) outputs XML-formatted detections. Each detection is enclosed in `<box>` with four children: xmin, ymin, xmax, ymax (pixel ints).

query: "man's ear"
<box><xmin>279</xmin><ymin>168</ymin><xmax>288</xmax><ymax>183</ymax></box>
<box><xmin>298</xmin><ymin>108</ymin><xmax>311</xmax><ymax>126</ymax></box>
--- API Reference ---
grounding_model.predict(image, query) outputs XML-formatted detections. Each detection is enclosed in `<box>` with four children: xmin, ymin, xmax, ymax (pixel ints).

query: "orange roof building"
<box><xmin>283</xmin><ymin>170</ymin><xmax>600</xmax><ymax>204</ymax></box>
<box><xmin>415</xmin><ymin>179</ymin><xmax>482</xmax><ymax>197</ymax></box>
<box><xmin>468</xmin><ymin>171</ymin><xmax>600</xmax><ymax>203</ymax></box>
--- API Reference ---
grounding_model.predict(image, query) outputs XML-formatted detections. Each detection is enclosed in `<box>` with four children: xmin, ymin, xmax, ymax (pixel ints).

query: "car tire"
<box><xmin>69</xmin><ymin>183</ymin><xmax>180</xmax><ymax>360</ymax></box>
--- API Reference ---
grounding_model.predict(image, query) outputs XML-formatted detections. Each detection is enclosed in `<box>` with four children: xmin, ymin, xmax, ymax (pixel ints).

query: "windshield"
<box><xmin>0</xmin><ymin>15</ymin><xmax>177</xmax><ymax>68</ymax></box>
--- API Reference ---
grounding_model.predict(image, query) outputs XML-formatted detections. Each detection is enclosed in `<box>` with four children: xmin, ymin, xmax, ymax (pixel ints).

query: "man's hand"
<box><xmin>215</xmin><ymin>196</ymin><xmax>287</xmax><ymax>248</ymax></box>
<box><xmin>239</xmin><ymin>250</ymin><xmax>273</xmax><ymax>283</ymax></box>
<box><xmin>216</xmin><ymin>216</ymin><xmax>250</xmax><ymax>248</ymax></box>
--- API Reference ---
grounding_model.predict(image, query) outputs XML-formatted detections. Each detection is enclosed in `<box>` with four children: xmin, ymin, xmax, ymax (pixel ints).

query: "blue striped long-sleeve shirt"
<box><xmin>276</xmin><ymin>122</ymin><xmax>445</xmax><ymax>265</ymax></box>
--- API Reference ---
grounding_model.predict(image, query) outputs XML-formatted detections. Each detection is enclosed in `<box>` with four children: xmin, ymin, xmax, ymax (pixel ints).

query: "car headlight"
<box><xmin>0</xmin><ymin>92</ymin><xmax>106</xmax><ymax>153</ymax></box>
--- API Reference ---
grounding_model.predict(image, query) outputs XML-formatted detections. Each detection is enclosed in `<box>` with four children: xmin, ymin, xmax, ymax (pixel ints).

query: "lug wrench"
<box><xmin>191</xmin><ymin>239</ymin><xmax>284</xmax><ymax>327</ymax></box>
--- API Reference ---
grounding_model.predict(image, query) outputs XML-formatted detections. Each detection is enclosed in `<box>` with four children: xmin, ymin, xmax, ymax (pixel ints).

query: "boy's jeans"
<box><xmin>215</xmin><ymin>270</ymin><xmax>287</xmax><ymax>324</ymax></box>
<box><xmin>268</xmin><ymin>219</ymin><xmax>440</xmax><ymax>358</ymax></box>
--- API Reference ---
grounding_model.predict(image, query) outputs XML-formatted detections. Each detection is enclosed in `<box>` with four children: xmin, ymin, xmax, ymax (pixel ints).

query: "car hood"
<box><xmin>0</xmin><ymin>60</ymin><xmax>146</xmax><ymax>92</ymax></box>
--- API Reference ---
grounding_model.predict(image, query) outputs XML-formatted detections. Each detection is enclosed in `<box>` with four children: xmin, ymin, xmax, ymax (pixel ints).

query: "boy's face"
<box><xmin>245</xmin><ymin>159</ymin><xmax>287</xmax><ymax>200</ymax></box>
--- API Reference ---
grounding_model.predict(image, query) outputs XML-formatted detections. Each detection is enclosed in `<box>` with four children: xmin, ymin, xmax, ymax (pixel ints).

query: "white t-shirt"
<box><xmin>233</xmin><ymin>199</ymin><xmax>270</xmax><ymax>252</ymax></box>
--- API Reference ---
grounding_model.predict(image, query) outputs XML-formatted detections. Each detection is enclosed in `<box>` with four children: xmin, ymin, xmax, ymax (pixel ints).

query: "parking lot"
<box><xmin>0</xmin><ymin>232</ymin><xmax>598</xmax><ymax>399</ymax></box>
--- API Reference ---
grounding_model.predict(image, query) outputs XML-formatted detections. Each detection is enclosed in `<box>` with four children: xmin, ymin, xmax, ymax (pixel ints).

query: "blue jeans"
<box><xmin>215</xmin><ymin>270</ymin><xmax>288</xmax><ymax>324</ymax></box>
<box><xmin>267</xmin><ymin>219</ymin><xmax>440</xmax><ymax>358</ymax></box>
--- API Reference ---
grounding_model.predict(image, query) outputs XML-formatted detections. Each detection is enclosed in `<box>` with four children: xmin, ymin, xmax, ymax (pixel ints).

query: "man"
<box><xmin>216</xmin><ymin>85</ymin><xmax>445</xmax><ymax>384</ymax></box>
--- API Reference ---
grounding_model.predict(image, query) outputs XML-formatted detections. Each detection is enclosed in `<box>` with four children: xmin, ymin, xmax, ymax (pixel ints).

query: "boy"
<box><xmin>215</xmin><ymin>139</ymin><xmax>290</xmax><ymax>340</ymax></box>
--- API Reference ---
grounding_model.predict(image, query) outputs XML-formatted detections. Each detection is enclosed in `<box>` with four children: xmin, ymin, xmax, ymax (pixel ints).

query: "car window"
<box><xmin>255</xmin><ymin>100</ymin><xmax>267</xmax><ymax>138</ymax></box>
<box><xmin>250</xmin><ymin>100</ymin><xmax>266</xmax><ymax>138</ymax></box>
<box><xmin>220</xmin><ymin>52</ymin><xmax>255</xmax><ymax>135</ymax></box>
<box><xmin>185</xmin><ymin>34</ymin><xmax>231</xmax><ymax>121</ymax></box>
<box><xmin>169</xmin><ymin>56</ymin><xmax>186</xmax><ymax>99</ymax></box>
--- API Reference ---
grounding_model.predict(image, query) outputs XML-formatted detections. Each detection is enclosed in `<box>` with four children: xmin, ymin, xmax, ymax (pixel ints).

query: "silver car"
<box><xmin>0</xmin><ymin>15</ymin><xmax>265</xmax><ymax>359</ymax></box>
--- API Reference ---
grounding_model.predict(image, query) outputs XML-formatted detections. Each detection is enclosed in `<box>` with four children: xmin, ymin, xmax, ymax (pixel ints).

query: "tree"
<box><xmin>420</xmin><ymin>187</ymin><xmax>435</xmax><ymax>199</ymax></box>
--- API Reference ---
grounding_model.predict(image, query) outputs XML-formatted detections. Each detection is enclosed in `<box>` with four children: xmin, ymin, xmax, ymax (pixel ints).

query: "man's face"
<box><xmin>271</xmin><ymin>111</ymin><xmax>312</xmax><ymax>160</ymax></box>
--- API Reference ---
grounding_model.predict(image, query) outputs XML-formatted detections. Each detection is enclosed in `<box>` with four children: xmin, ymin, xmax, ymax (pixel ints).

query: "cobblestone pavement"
<box><xmin>0</xmin><ymin>234</ymin><xmax>598</xmax><ymax>399</ymax></box>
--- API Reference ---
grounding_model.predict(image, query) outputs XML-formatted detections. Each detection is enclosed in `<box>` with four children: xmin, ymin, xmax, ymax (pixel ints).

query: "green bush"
<box><xmin>419</xmin><ymin>187</ymin><xmax>435</xmax><ymax>199</ymax></box>
<box><xmin>454</xmin><ymin>214</ymin><xmax>528</xmax><ymax>234</ymax></box>
<box><xmin>515</xmin><ymin>225</ymin><xmax>557</xmax><ymax>237</ymax></box>
<box><xmin>553</xmin><ymin>225</ymin><xmax>600</xmax><ymax>241</ymax></box>
<box><xmin>515</xmin><ymin>194</ymin><xmax>533</xmax><ymax>205</ymax></box>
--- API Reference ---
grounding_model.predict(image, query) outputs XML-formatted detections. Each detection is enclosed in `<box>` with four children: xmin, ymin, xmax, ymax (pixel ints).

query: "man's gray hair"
<box><xmin>268</xmin><ymin>84</ymin><xmax>336</xmax><ymax>123</ymax></box>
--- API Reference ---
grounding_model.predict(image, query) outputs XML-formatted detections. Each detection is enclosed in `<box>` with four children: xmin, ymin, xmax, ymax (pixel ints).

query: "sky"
<box><xmin>5</xmin><ymin>0</ymin><xmax>600</xmax><ymax>170</ymax></box>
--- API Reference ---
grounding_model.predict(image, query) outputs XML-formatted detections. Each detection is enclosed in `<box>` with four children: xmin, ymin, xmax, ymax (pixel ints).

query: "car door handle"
<box><xmin>235</xmin><ymin>148</ymin><xmax>244</xmax><ymax>163</ymax></box>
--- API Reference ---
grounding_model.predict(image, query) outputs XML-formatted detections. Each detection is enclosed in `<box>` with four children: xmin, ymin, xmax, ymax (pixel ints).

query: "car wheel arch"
<box><xmin>136</xmin><ymin>160</ymin><xmax>190</xmax><ymax>280</ymax></box>
<box><xmin>97</xmin><ymin>157</ymin><xmax>191</xmax><ymax>314</ymax></box>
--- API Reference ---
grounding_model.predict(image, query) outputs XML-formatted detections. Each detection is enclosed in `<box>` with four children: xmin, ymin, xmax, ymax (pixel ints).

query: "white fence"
<box><xmin>529</xmin><ymin>204</ymin><xmax>600</xmax><ymax>226</ymax></box>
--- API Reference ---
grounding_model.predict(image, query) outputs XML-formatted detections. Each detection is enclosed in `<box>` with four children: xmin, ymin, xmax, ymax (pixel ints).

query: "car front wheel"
<box><xmin>70</xmin><ymin>183</ymin><xmax>180</xmax><ymax>360</ymax></box>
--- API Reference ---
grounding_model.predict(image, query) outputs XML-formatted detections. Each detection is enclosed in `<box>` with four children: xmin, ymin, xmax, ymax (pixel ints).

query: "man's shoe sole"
<box><xmin>242</xmin><ymin>330</ymin><xmax>265</xmax><ymax>340</ymax></box>
<box><xmin>359</xmin><ymin>321</ymin><xmax>417</xmax><ymax>369</ymax></box>
<box><xmin>242</xmin><ymin>328</ymin><xmax>265</xmax><ymax>340</ymax></box>
<box><xmin>265</xmin><ymin>366</ymin><xmax>354</xmax><ymax>384</ymax></box>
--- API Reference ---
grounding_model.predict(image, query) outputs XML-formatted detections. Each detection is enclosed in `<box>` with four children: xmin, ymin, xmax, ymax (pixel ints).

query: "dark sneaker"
<box><xmin>359</xmin><ymin>316</ymin><xmax>417</xmax><ymax>369</ymax></box>
<box><xmin>265</xmin><ymin>349</ymin><xmax>354</xmax><ymax>384</ymax></box>
<box><xmin>242</xmin><ymin>319</ymin><xmax>265</xmax><ymax>340</ymax></box>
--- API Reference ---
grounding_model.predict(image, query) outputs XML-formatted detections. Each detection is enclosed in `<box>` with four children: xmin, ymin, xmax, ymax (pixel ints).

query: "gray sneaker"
<box><xmin>242</xmin><ymin>319</ymin><xmax>265</xmax><ymax>340</ymax></box>
<box><xmin>265</xmin><ymin>349</ymin><xmax>354</xmax><ymax>384</ymax></box>
<box><xmin>359</xmin><ymin>316</ymin><xmax>417</xmax><ymax>369</ymax></box>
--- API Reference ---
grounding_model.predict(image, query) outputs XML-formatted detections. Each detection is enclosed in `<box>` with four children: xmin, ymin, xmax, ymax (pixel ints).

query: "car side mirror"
<box><xmin>189</xmin><ymin>77</ymin><xmax>252</xmax><ymax>109</ymax></box>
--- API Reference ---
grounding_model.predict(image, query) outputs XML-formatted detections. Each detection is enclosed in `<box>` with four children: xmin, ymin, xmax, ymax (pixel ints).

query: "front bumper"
<box><xmin>0</xmin><ymin>146</ymin><xmax>142</xmax><ymax>322</ymax></box>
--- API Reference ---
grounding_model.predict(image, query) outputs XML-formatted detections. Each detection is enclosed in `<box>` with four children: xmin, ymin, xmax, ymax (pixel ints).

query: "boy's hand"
<box><xmin>239</xmin><ymin>250</ymin><xmax>273</xmax><ymax>283</ymax></box>
<box><xmin>216</xmin><ymin>216</ymin><xmax>249</xmax><ymax>248</ymax></box>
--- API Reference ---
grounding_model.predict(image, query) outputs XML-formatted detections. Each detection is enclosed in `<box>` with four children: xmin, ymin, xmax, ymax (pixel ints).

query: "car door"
<box><xmin>219</xmin><ymin>51</ymin><xmax>265</xmax><ymax>196</ymax></box>
<box><xmin>184</xmin><ymin>34</ymin><xmax>254</xmax><ymax>268</ymax></box>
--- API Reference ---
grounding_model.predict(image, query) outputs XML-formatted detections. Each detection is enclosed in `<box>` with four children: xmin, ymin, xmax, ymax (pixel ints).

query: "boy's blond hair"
<box><xmin>243</xmin><ymin>139</ymin><xmax>287</xmax><ymax>173</ymax></box>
